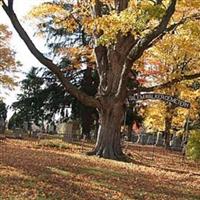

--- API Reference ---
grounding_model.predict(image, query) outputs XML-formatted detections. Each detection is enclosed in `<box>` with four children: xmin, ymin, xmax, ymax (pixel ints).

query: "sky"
<box><xmin>0</xmin><ymin>0</ymin><xmax>48</xmax><ymax>118</ymax></box>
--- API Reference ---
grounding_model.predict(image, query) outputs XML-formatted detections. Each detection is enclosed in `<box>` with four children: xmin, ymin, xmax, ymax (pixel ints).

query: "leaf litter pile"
<box><xmin>0</xmin><ymin>139</ymin><xmax>199</xmax><ymax>200</ymax></box>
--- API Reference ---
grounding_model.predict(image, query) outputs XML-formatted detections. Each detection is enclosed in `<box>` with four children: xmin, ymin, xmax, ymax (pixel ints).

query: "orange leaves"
<box><xmin>59</xmin><ymin>46</ymin><xmax>95</xmax><ymax>70</ymax></box>
<box><xmin>0</xmin><ymin>24</ymin><xmax>19</xmax><ymax>88</ymax></box>
<box><xmin>28</xmin><ymin>3</ymin><xmax>79</xmax><ymax>33</ymax></box>
<box><xmin>28</xmin><ymin>3</ymin><xmax>64</xmax><ymax>18</ymax></box>
<box><xmin>1</xmin><ymin>139</ymin><xmax>200</xmax><ymax>200</ymax></box>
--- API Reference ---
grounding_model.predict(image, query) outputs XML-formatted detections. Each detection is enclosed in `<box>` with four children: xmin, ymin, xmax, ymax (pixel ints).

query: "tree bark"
<box><xmin>87</xmin><ymin>101</ymin><xmax>126</xmax><ymax>160</ymax></box>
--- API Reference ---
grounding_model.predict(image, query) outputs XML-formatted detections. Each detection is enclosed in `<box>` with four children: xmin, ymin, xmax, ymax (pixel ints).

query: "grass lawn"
<box><xmin>0</xmin><ymin>138</ymin><xmax>200</xmax><ymax>200</ymax></box>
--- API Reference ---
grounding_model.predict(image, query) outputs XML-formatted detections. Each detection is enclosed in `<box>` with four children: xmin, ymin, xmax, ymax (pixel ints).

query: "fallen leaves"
<box><xmin>0</xmin><ymin>139</ymin><xmax>200</xmax><ymax>200</ymax></box>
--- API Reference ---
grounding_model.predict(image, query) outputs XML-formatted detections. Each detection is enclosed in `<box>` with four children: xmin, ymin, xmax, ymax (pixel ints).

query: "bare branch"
<box><xmin>128</xmin><ymin>0</ymin><xmax>177</xmax><ymax>61</ymax></box>
<box><xmin>147</xmin><ymin>12</ymin><xmax>200</xmax><ymax>48</ymax></box>
<box><xmin>8</xmin><ymin>0</ymin><xmax>13</xmax><ymax>10</ymax></box>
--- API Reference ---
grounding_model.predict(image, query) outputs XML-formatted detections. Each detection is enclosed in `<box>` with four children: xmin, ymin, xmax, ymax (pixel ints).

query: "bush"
<box><xmin>187</xmin><ymin>130</ymin><xmax>200</xmax><ymax>161</ymax></box>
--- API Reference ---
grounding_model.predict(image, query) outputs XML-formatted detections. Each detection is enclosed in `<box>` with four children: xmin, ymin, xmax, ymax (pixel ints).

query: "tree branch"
<box><xmin>140</xmin><ymin>72</ymin><xmax>200</xmax><ymax>92</ymax></box>
<box><xmin>2</xmin><ymin>1</ymin><xmax>100</xmax><ymax>109</ymax></box>
<box><xmin>7</xmin><ymin>0</ymin><xmax>13</xmax><ymax>10</ymax></box>
<box><xmin>147</xmin><ymin>12</ymin><xmax>200</xmax><ymax>48</ymax></box>
<box><xmin>128</xmin><ymin>0</ymin><xmax>177</xmax><ymax>61</ymax></box>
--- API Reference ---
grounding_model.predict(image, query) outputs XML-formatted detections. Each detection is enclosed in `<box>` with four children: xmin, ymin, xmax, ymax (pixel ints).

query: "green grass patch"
<box><xmin>38</xmin><ymin>139</ymin><xmax>70</xmax><ymax>150</ymax></box>
<box><xmin>79</xmin><ymin>166</ymin><xmax>125</xmax><ymax>178</ymax></box>
<box><xmin>47</xmin><ymin>167</ymin><xmax>72</xmax><ymax>177</ymax></box>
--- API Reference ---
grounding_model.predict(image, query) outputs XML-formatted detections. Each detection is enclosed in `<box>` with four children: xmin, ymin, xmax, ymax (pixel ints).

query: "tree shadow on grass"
<box><xmin>1</xmin><ymin>140</ymin><xmax>200</xmax><ymax>200</ymax></box>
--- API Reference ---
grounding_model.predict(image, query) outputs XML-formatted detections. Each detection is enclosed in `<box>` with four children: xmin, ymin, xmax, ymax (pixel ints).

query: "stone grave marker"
<box><xmin>146</xmin><ymin>134</ymin><xmax>156</xmax><ymax>145</ymax></box>
<box><xmin>13</xmin><ymin>128</ymin><xmax>23</xmax><ymax>139</ymax></box>
<box><xmin>23</xmin><ymin>121</ymin><xmax>28</xmax><ymax>132</ymax></box>
<box><xmin>57</xmin><ymin>120</ymin><xmax>80</xmax><ymax>142</ymax></box>
<box><xmin>170</xmin><ymin>136</ymin><xmax>182</xmax><ymax>151</ymax></box>
<box><xmin>137</xmin><ymin>133</ymin><xmax>148</xmax><ymax>145</ymax></box>
<box><xmin>131</xmin><ymin>134</ymin><xmax>138</xmax><ymax>143</ymax></box>
<box><xmin>155</xmin><ymin>132</ymin><xmax>164</xmax><ymax>146</ymax></box>
<box><xmin>0</xmin><ymin>118</ymin><xmax>5</xmax><ymax>134</ymax></box>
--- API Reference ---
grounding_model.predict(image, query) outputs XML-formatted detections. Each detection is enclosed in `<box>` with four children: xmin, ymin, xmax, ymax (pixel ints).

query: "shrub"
<box><xmin>187</xmin><ymin>130</ymin><xmax>200</xmax><ymax>161</ymax></box>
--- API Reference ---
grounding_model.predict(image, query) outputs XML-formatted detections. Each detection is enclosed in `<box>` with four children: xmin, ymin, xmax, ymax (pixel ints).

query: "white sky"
<box><xmin>0</xmin><ymin>0</ymin><xmax>48</xmax><ymax>118</ymax></box>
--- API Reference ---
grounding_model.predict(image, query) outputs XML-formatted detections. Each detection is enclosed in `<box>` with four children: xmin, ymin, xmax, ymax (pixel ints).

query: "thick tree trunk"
<box><xmin>127</xmin><ymin>123</ymin><xmax>133</xmax><ymax>141</ymax></box>
<box><xmin>87</xmin><ymin>101</ymin><xmax>126</xmax><ymax>160</ymax></box>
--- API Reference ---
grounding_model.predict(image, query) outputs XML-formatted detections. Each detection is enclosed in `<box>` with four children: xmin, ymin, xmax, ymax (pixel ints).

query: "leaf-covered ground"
<box><xmin>0</xmin><ymin>139</ymin><xmax>200</xmax><ymax>200</ymax></box>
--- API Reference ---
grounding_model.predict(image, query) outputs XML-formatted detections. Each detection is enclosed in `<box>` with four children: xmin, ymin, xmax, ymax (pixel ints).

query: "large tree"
<box><xmin>1</xmin><ymin>0</ymin><xmax>200</xmax><ymax>160</ymax></box>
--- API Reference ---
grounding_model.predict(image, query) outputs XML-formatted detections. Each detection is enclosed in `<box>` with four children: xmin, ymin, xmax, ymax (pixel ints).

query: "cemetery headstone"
<box><xmin>137</xmin><ymin>133</ymin><xmax>148</xmax><ymax>145</ymax></box>
<box><xmin>170</xmin><ymin>136</ymin><xmax>182</xmax><ymax>151</ymax></box>
<box><xmin>13</xmin><ymin>128</ymin><xmax>23</xmax><ymax>139</ymax></box>
<box><xmin>155</xmin><ymin>132</ymin><xmax>164</xmax><ymax>146</ymax></box>
<box><xmin>23</xmin><ymin>121</ymin><xmax>28</xmax><ymax>132</ymax></box>
<box><xmin>146</xmin><ymin>134</ymin><xmax>156</xmax><ymax>145</ymax></box>
<box><xmin>48</xmin><ymin>121</ymin><xmax>56</xmax><ymax>134</ymax></box>
<box><xmin>57</xmin><ymin>120</ymin><xmax>80</xmax><ymax>142</ymax></box>
<box><xmin>0</xmin><ymin>117</ymin><xmax>5</xmax><ymax>134</ymax></box>
<box><xmin>31</xmin><ymin>123</ymin><xmax>42</xmax><ymax>138</ymax></box>
<box><xmin>131</xmin><ymin>134</ymin><xmax>138</xmax><ymax>143</ymax></box>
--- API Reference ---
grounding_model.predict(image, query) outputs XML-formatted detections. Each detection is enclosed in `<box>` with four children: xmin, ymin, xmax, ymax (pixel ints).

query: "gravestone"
<box><xmin>72</xmin><ymin>121</ymin><xmax>80</xmax><ymax>139</ymax></box>
<box><xmin>23</xmin><ymin>121</ymin><xmax>28</xmax><ymax>132</ymax></box>
<box><xmin>0</xmin><ymin>117</ymin><xmax>5</xmax><ymax>134</ymax></box>
<box><xmin>137</xmin><ymin>133</ymin><xmax>148</xmax><ymax>145</ymax></box>
<box><xmin>13</xmin><ymin>128</ymin><xmax>23</xmax><ymax>139</ymax></box>
<box><xmin>131</xmin><ymin>134</ymin><xmax>138</xmax><ymax>143</ymax></box>
<box><xmin>31</xmin><ymin>123</ymin><xmax>42</xmax><ymax>138</ymax></box>
<box><xmin>57</xmin><ymin>120</ymin><xmax>80</xmax><ymax>142</ymax></box>
<box><xmin>47</xmin><ymin>121</ymin><xmax>56</xmax><ymax>134</ymax></box>
<box><xmin>170</xmin><ymin>136</ymin><xmax>182</xmax><ymax>151</ymax></box>
<box><xmin>155</xmin><ymin>132</ymin><xmax>164</xmax><ymax>146</ymax></box>
<box><xmin>146</xmin><ymin>134</ymin><xmax>156</xmax><ymax>145</ymax></box>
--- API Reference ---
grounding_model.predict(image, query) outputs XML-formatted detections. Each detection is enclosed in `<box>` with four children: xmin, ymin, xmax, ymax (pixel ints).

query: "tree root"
<box><xmin>86</xmin><ymin>149</ymin><xmax>131</xmax><ymax>162</ymax></box>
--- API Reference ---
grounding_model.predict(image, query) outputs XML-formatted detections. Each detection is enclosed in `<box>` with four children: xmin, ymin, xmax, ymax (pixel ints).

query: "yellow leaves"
<box><xmin>182</xmin><ymin>20</ymin><xmax>200</xmax><ymax>39</ymax></box>
<box><xmin>143</xmin><ymin>101</ymin><xmax>166</xmax><ymax>131</ymax></box>
<box><xmin>28</xmin><ymin>3</ymin><xmax>78</xmax><ymax>33</ymax></box>
<box><xmin>28</xmin><ymin>3</ymin><xmax>65</xmax><ymax>18</ymax></box>
<box><xmin>139</xmin><ymin>1</ymin><xmax>166</xmax><ymax>20</ymax></box>
<box><xmin>91</xmin><ymin>2</ymin><xmax>166</xmax><ymax>45</ymax></box>
<box><xmin>59</xmin><ymin>46</ymin><xmax>95</xmax><ymax>69</ymax></box>
<box><xmin>143</xmin><ymin>16</ymin><xmax>200</xmax><ymax>85</ymax></box>
<box><xmin>179</xmin><ymin>0</ymin><xmax>200</xmax><ymax>9</ymax></box>
<box><xmin>0</xmin><ymin>24</ymin><xmax>19</xmax><ymax>89</ymax></box>
<box><xmin>28</xmin><ymin>0</ymin><xmax>169</xmax><ymax>46</ymax></box>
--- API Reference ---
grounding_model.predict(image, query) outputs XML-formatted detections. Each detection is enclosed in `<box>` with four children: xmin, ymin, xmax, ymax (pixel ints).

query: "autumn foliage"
<box><xmin>0</xmin><ymin>139</ymin><xmax>200</xmax><ymax>200</ymax></box>
<box><xmin>0</xmin><ymin>24</ymin><xmax>19</xmax><ymax>88</ymax></box>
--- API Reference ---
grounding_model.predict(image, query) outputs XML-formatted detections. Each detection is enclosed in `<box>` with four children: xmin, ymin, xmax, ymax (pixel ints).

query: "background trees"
<box><xmin>2</xmin><ymin>0</ymin><xmax>200</xmax><ymax>160</ymax></box>
<box><xmin>0</xmin><ymin>24</ymin><xmax>19</xmax><ymax>89</ymax></box>
<box><xmin>136</xmin><ymin>18</ymin><xmax>200</xmax><ymax>147</ymax></box>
